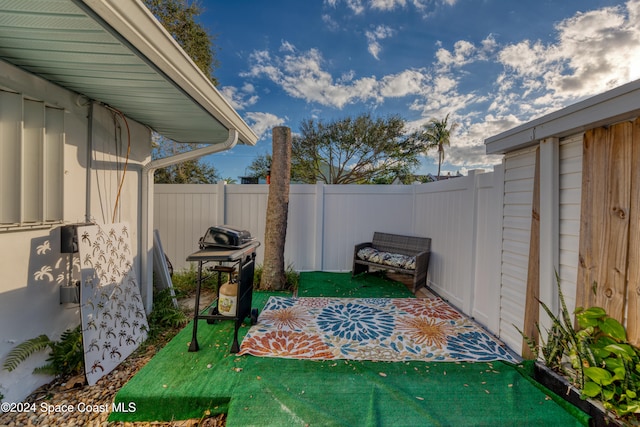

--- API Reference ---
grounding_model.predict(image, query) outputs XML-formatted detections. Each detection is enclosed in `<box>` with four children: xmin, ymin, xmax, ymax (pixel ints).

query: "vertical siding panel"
<box><xmin>558</xmin><ymin>133</ymin><xmax>583</xmax><ymax>314</ymax></box>
<box><xmin>628</xmin><ymin>119</ymin><xmax>640</xmax><ymax>345</ymax></box>
<box><xmin>0</xmin><ymin>92</ymin><xmax>22</xmax><ymax>223</ymax></box>
<box><xmin>500</xmin><ymin>146</ymin><xmax>536</xmax><ymax>352</ymax></box>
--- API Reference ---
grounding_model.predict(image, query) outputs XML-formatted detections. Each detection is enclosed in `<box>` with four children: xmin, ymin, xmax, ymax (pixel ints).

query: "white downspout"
<box><xmin>140</xmin><ymin>129</ymin><xmax>239</xmax><ymax>312</ymax></box>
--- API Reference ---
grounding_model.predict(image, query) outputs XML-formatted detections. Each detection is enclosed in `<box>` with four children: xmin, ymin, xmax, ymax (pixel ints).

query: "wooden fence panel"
<box><xmin>522</xmin><ymin>147</ymin><xmax>540</xmax><ymax>358</ymax></box>
<box><xmin>628</xmin><ymin>119</ymin><xmax>640</xmax><ymax>345</ymax></box>
<box><xmin>577</xmin><ymin>120</ymin><xmax>636</xmax><ymax>342</ymax></box>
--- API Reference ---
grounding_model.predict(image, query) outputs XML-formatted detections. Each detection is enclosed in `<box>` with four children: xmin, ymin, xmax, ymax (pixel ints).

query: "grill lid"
<box><xmin>199</xmin><ymin>225</ymin><xmax>255</xmax><ymax>249</ymax></box>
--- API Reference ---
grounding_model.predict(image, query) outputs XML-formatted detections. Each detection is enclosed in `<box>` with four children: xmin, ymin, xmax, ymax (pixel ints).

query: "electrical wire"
<box><xmin>109</xmin><ymin>107</ymin><xmax>131</xmax><ymax>223</ymax></box>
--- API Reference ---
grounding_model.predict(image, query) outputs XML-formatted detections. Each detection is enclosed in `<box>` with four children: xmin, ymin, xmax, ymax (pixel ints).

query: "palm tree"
<box><xmin>420</xmin><ymin>114</ymin><xmax>458</xmax><ymax>180</ymax></box>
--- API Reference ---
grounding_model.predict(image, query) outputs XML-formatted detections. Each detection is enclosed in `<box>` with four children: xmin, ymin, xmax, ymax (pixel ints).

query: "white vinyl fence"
<box><xmin>154</xmin><ymin>167</ymin><xmax>505</xmax><ymax>333</ymax></box>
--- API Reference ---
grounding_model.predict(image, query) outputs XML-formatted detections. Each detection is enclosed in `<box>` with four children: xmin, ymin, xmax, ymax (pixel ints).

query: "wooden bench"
<box><xmin>352</xmin><ymin>232</ymin><xmax>431</xmax><ymax>293</ymax></box>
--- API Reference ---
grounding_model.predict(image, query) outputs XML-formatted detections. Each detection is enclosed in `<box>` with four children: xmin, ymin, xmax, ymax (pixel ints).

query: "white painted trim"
<box><xmin>140</xmin><ymin>130</ymin><xmax>238</xmax><ymax>312</ymax></box>
<box><xmin>463</xmin><ymin>170</ymin><xmax>482</xmax><ymax>315</ymax></box>
<box><xmin>539</xmin><ymin>138</ymin><xmax>560</xmax><ymax>331</ymax></box>
<box><xmin>485</xmin><ymin>79</ymin><xmax>640</xmax><ymax>154</ymax></box>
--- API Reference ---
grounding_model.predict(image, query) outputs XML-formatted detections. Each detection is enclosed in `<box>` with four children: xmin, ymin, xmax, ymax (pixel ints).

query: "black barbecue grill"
<box><xmin>199</xmin><ymin>225</ymin><xmax>256</xmax><ymax>249</ymax></box>
<box><xmin>187</xmin><ymin>225</ymin><xmax>260</xmax><ymax>353</ymax></box>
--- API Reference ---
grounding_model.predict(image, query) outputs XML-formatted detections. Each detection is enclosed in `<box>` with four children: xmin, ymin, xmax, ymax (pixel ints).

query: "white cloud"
<box><xmin>379</xmin><ymin>69</ymin><xmax>427</xmax><ymax>97</ymax></box>
<box><xmin>220</xmin><ymin>85</ymin><xmax>259</xmax><ymax>110</ymax></box>
<box><xmin>322</xmin><ymin>14</ymin><xmax>340</xmax><ymax>32</ymax></box>
<box><xmin>365</xmin><ymin>25</ymin><xmax>395</xmax><ymax>59</ymax></box>
<box><xmin>280</xmin><ymin>40</ymin><xmax>296</xmax><ymax>53</ymax></box>
<box><xmin>435</xmin><ymin>36</ymin><xmax>496</xmax><ymax>71</ymax></box>
<box><xmin>370</xmin><ymin>0</ymin><xmax>406</xmax><ymax>11</ymax></box>
<box><xmin>326</xmin><ymin>0</ymin><xmax>455</xmax><ymax>15</ymax></box>
<box><xmin>495</xmin><ymin>0</ymin><xmax>640</xmax><ymax>117</ymax></box>
<box><xmin>326</xmin><ymin>0</ymin><xmax>365</xmax><ymax>14</ymax></box>
<box><xmin>242</xmin><ymin>45</ymin><xmax>392</xmax><ymax>108</ymax></box>
<box><xmin>245</xmin><ymin>112</ymin><xmax>286</xmax><ymax>141</ymax></box>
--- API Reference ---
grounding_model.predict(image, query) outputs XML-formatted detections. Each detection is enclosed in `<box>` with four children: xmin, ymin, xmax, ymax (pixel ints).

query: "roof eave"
<box><xmin>77</xmin><ymin>0</ymin><xmax>258</xmax><ymax>146</ymax></box>
<box><xmin>485</xmin><ymin>79</ymin><xmax>640</xmax><ymax>155</ymax></box>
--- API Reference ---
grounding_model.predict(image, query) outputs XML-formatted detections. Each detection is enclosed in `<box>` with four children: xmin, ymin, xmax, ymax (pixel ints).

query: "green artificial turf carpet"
<box><xmin>110</xmin><ymin>272</ymin><xmax>590</xmax><ymax>426</ymax></box>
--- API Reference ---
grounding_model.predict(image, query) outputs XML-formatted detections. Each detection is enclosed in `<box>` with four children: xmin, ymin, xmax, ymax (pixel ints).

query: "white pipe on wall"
<box><xmin>139</xmin><ymin>129</ymin><xmax>239</xmax><ymax>312</ymax></box>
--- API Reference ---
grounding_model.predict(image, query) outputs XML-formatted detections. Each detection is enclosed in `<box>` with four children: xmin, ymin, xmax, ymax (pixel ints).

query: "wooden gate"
<box><xmin>576</xmin><ymin>118</ymin><xmax>640</xmax><ymax>345</ymax></box>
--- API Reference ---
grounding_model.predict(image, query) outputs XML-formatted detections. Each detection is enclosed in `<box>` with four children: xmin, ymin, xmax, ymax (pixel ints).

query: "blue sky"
<box><xmin>196</xmin><ymin>0</ymin><xmax>640</xmax><ymax>180</ymax></box>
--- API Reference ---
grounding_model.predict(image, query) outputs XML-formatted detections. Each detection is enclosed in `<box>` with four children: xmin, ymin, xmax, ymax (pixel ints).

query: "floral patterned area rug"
<box><xmin>239</xmin><ymin>296</ymin><xmax>517</xmax><ymax>363</ymax></box>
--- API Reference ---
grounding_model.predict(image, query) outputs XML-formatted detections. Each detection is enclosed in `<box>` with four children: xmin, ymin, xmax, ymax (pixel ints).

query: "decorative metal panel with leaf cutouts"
<box><xmin>77</xmin><ymin>223</ymin><xmax>148</xmax><ymax>385</ymax></box>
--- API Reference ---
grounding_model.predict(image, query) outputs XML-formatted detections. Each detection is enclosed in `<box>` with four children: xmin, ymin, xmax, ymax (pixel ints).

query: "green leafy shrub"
<box><xmin>520</xmin><ymin>274</ymin><xmax>640</xmax><ymax>419</ymax></box>
<box><xmin>573</xmin><ymin>307</ymin><xmax>640</xmax><ymax>416</ymax></box>
<box><xmin>3</xmin><ymin>325</ymin><xmax>84</xmax><ymax>378</ymax></box>
<box><xmin>147</xmin><ymin>288</ymin><xmax>188</xmax><ymax>337</ymax></box>
<box><xmin>170</xmin><ymin>264</ymin><xmax>220</xmax><ymax>297</ymax></box>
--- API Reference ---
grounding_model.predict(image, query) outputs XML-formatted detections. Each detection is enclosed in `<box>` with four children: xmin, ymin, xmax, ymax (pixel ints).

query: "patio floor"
<box><xmin>109</xmin><ymin>272</ymin><xmax>590</xmax><ymax>426</ymax></box>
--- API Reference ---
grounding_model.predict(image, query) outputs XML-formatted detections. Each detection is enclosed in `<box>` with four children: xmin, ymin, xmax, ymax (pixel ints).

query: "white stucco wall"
<box><xmin>0</xmin><ymin>60</ymin><xmax>151</xmax><ymax>403</ymax></box>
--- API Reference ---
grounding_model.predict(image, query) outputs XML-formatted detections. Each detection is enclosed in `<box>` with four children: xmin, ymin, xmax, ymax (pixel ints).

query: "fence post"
<box><xmin>216</xmin><ymin>180</ymin><xmax>226</xmax><ymax>224</ymax></box>
<box><xmin>490</xmin><ymin>163</ymin><xmax>505</xmax><ymax>333</ymax></box>
<box><xmin>463</xmin><ymin>170</ymin><xmax>483</xmax><ymax>314</ymax></box>
<box><xmin>314</xmin><ymin>181</ymin><xmax>324</xmax><ymax>270</ymax></box>
<box><xmin>539</xmin><ymin>137</ymin><xmax>559</xmax><ymax>333</ymax></box>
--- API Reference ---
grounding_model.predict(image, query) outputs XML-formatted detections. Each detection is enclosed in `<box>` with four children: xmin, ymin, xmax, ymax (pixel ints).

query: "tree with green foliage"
<box><xmin>418</xmin><ymin>114</ymin><xmax>458</xmax><ymax>179</ymax></box>
<box><xmin>143</xmin><ymin>0</ymin><xmax>219</xmax><ymax>85</ymax></box>
<box><xmin>246</xmin><ymin>153</ymin><xmax>272</xmax><ymax>180</ymax></box>
<box><xmin>144</xmin><ymin>0</ymin><xmax>223</xmax><ymax>184</ymax></box>
<box><xmin>152</xmin><ymin>135</ymin><xmax>222</xmax><ymax>183</ymax></box>
<box><xmin>286</xmin><ymin>113</ymin><xmax>423</xmax><ymax>184</ymax></box>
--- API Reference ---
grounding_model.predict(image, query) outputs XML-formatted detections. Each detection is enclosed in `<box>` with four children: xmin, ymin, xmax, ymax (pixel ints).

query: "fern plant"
<box><xmin>3</xmin><ymin>334</ymin><xmax>52</xmax><ymax>373</ymax></box>
<box><xmin>2</xmin><ymin>325</ymin><xmax>84</xmax><ymax>377</ymax></box>
<box><xmin>39</xmin><ymin>326</ymin><xmax>84</xmax><ymax>377</ymax></box>
<box><xmin>147</xmin><ymin>288</ymin><xmax>188</xmax><ymax>335</ymax></box>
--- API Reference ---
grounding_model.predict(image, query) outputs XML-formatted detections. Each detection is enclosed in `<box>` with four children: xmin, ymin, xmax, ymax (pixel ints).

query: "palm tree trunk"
<box><xmin>260</xmin><ymin>127</ymin><xmax>292</xmax><ymax>290</ymax></box>
<box><xmin>437</xmin><ymin>145</ymin><xmax>444</xmax><ymax>179</ymax></box>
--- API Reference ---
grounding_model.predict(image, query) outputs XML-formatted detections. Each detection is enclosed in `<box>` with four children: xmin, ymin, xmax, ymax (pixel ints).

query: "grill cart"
<box><xmin>186</xmin><ymin>226</ymin><xmax>260</xmax><ymax>353</ymax></box>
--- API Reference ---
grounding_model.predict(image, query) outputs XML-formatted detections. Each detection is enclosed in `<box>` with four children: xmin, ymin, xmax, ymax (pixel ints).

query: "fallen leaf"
<box><xmin>379</xmin><ymin>372</ymin><xmax>387</xmax><ymax>377</ymax></box>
